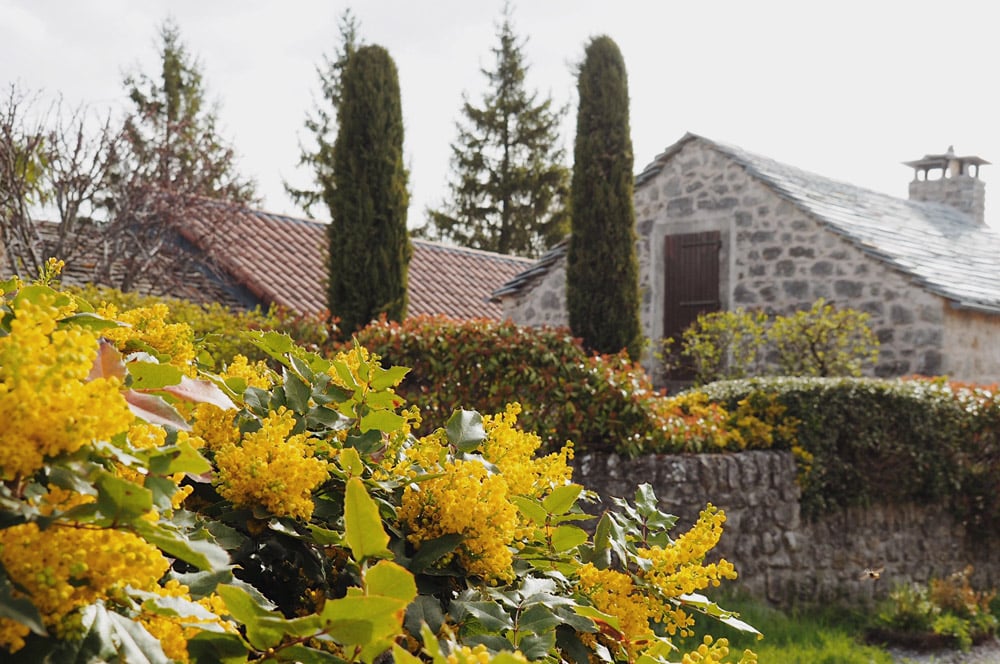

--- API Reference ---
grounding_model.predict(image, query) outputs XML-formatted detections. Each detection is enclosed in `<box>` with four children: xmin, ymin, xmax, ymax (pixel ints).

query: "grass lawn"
<box><xmin>677</xmin><ymin>595</ymin><xmax>896</xmax><ymax>663</ymax></box>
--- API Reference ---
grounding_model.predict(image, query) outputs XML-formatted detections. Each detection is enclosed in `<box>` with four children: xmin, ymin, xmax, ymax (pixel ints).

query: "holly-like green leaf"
<box><xmin>459</xmin><ymin>601</ymin><xmax>514</xmax><ymax>632</ymax></box>
<box><xmin>678</xmin><ymin>593</ymin><xmax>762</xmax><ymax>636</ymax></box>
<box><xmin>283</xmin><ymin>369</ymin><xmax>312</xmax><ymax>414</ymax></box>
<box><xmin>550</xmin><ymin>525</ymin><xmax>588</xmax><ymax>552</ymax></box>
<box><xmin>60</xmin><ymin>312</ymin><xmax>120</xmax><ymax>332</ymax></box>
<box><xmin>338</xmin><ymin>447</ymin><xmax>364</xmax><ymax>477</ymax></box>
<box><xmin>542</xmin><ymin>484</ymin><xmax>583</xmax><ymax>516</ymax></box>
<box><xmin>445</xmin><ymin>410</ymin><xmax>486</xmax><ymax>452</ymax></box>
<box><xmin>365</xmin><ymin>561</ymin><xmax>416</xmax><ymax>603</ymax></box>
<box><xmin>133</xmin><ymin>521</ymin><xmax>230</xmax><ymax>571</ymax></box>
<box><xmin>148</xmin><ymin>439</ymin><xmax>211</xmax><ymax>475</ymax></box>
<box><xmin>187</xmin><ymin>631</ymin><xmax>251</xmax><ymax>664</ymax></box>
<box><xmin>316</xmin><ymin>594</ymin><xmax>408</xmax><ymax>646</ymax></box>
<box><xmin>408</xmin><ymin>533</ymin><xmax>462</xmax><ymax>574</ymax></box>
<box><xmin>96</xmin><ymin>471</ymin><xmax>153</xmax><ymax>522</ymax></box>
<box><xmin>519</xmin><ymin>604</ymin><xmax>561</xmax><ymax>635</ymax></box>
<box><xmin>344</xmin><ymin>477</ymin><xmax>391</xmax><ymax>561</ymax></box>
<box><xmin>217</xmin><ymin>585</ymin><xmax>288</xmax><ymax>650</ymax></box>
<box><xmin>280</xmin><ymin>644</ymin><xmax>346</xmax><ymax>663</ymax></box>
<box><xmin>360</xmin><ymin>409</ymin><xmax>406</xmax><ymax>433</ymax></box>
<box><xmin>370</xmin><ymin>365</ymin><xmax>409</xmax><ymax>390</ymax></box>
<box><xmin>403</xmin><ymin>595</ymin><xmax>446</xmax><ymax>637</ymax></box>
<box><xmin>128</xmin><ymin>361</ymin><xmax>184</xmax><ymax>390</ymax></box>
<box><xmin>102</xmin><ymin>607</ymin><xmax>172</xmax><ymax>664</ymax></box>
<box><xmin>512</xmin><ymin>496</ymin><xmax>548</xmax><ymax>526</ymax></box>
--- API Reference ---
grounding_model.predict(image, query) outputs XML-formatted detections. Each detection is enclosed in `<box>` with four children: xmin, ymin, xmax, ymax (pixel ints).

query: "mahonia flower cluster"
<box><xmin>0</xmin><ymin>294</ymin><xmax>133</xmax><ymax>480</ymax></box>
<box><xmin>577</xmin><ymin>563</ymin><xmax>657</xmax><ymax>659</ymax></box>
<box><xmin>98</xmin><ymin>302</ymin><xmax>197</xmax><ymax>371</ymax></box>
<box><xmin>0</xmin><ymin>492</ymin><xmax>170</xmax><ymax>652</ymax></box>
<box><xmin>681</xmin><ymin>636</ymin><xmax>758</xmax><ymax>664</ymax></box>
<box><xmin>222</xmin><ymin>354</ymin><xmax>275</xmax><ymax>390</ymax></box>
<box><xmin>399</xmin><ymin>456</ymin><xmax>518</xmax><ymax>583</ymax></box>
<box><xmin>639</xmin><ymin>504</ymin><xmax>737</xmax><ymax>599</ymax></box>
<box><xmin>214</xmin><ymin>408</ymin><xmax>329</xmax><ymax>519</ymax></box>
<box><xmin>480</xmin><ymin>403</ymin><xmax>574</xmax><ymax>499</ymax></box>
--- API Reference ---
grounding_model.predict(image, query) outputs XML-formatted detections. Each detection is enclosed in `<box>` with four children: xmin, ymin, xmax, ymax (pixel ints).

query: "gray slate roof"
<box><xmin>650</xmin><ymin>133</ymin><xmax>1000</xmax><ymax>314</ymax></box>
<box><xmin>496</xmin><ymin>133</ymin><xmax>1000</xmax><ymax>314</ymax></box>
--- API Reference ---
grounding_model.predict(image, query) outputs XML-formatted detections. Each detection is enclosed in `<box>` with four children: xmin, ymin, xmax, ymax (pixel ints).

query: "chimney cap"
<box><xmin>904</xmin><ymin>149</ymin><xmax>990</xmax><ymax>171</ymax></box>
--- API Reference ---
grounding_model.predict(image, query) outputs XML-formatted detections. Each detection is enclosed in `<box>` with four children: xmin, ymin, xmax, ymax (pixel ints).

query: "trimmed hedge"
<box><xmin>352</xmin><ymin>316</ymin><xmax>670</xmax><ymax>455</ymax></box>
<box><xmin>698</xmin><ymin>377</ymin><xmax>1000</xmax><ymax>531</ymax></box>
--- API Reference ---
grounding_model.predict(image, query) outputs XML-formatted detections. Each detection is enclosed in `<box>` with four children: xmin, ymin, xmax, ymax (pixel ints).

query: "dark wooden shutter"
<box><xmin>663</xmin><ymin>231</ymin><xmax>721</xmax><ymax>341</ymax></box>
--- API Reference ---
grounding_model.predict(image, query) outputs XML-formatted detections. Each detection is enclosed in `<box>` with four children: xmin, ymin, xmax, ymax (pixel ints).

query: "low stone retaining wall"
<box><xmin>573</xmin><ymin>450</ymin><xmax>999</xmax><ymax>607</ymax></box>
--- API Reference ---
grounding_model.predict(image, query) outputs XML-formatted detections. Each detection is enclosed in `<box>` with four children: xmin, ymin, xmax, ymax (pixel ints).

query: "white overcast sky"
<box><xmin>3</xmin><ymin>0</ymin><xmax>1000</xmax><ymax>229</ymax></box>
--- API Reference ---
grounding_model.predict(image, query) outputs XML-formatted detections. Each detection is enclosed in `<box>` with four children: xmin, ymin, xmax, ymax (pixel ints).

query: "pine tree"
<box><xmin>566</xmin><ymin>36</ymin><xmax>642</xmax><ymax>359</ymax></box>
<box><xmin>326</xmin><ymin>44</ymin><xmax>411</xmax><ymax>333</ymax></box>
<box><xmin>285</xmin><ymin>9</ymin><xmax>360</xmax><ymax>217</ymax></box>
<box><xmin>421</xmin><ymin>5</ymin><xmax>569</xmax><ymax>258</ymax></box>
<box><xmin>122</xmin><ymin>18</ymin><xmax>256</xmax><ymax>202</ymax></box>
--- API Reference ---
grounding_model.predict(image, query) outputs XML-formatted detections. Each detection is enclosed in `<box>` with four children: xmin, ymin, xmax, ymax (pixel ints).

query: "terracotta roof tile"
<box><xmin>184</xmin><ymin>201</ymin><xmax>534</xmax><ymax>320</ymax></box>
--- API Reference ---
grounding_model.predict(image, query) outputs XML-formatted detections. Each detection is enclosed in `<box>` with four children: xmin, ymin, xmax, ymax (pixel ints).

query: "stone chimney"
<box><xmin>904</xmin><ymin>147</ymin><xmax>989</xmax><ymax>224</ymax></box>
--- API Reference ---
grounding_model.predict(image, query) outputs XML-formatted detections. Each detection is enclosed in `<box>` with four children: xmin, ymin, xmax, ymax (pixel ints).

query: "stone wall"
<box><xmin>573</xmin><ymin>450</ymin><xmax>1000</xmax><ymax>607</ymax></box>
<box><xmin>943</xmin><ymin>307</ymin><xmax>1000</xmax><ymax>383</ymax></box>
<box><xmin>503</xmin><ymin>258</ymin><xmax>568</xmax><ymax>328</ymax></box>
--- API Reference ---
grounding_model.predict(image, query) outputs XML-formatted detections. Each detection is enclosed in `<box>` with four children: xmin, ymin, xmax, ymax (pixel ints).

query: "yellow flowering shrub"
<box><xmin>214</xmin><ymin>408</ymin><xmax>329</xmax><ymax>520</ymax></box>
<box><xmin>0</xmin><ymin>269</ymin><xmax>754</xmax><ymax>663</ymax></box>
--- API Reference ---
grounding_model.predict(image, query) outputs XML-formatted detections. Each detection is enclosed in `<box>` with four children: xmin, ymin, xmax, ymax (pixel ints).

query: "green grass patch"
<box><xmin>678</xmin><ymin>595</ymin><xmax>895</xmax><ymax>663</ymax></box>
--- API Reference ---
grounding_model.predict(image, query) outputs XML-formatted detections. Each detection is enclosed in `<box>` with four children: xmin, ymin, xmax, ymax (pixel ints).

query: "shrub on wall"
<box><xmin>665</xmin><ymin>299</ymin><xmax>879</xmax><ymax>385</ymax></box>
<box><xmin>0</xmin><ymin>267</ymin><xmax>758</xmax><ymax>662</ymax></box>
<box><xmin>352</xmin><ymin>316</ymin><xmax>789</xmax><ymax>457</ymax></box>
<box><xmin>697</xmin><ymin>376</ymin><xmax>1000</xmax><ymax>530</ymax></box>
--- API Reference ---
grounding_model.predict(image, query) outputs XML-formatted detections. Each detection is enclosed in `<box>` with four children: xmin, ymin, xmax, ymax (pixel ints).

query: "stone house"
<box><xmin>493</xmin><ymin>133</ymin><xmax>1000</xmax><ymax>383</ymax></box>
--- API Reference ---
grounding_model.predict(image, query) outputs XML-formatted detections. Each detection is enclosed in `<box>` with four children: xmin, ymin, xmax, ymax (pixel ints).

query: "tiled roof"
<box><xmin>498</xmin><ymin>133</ymin><xmax>1000</xmax><ymax>314</ymax></box>
<box><xmin>183</xmin><ymin>201</ymin><xmax>533</xmax><ymax>320</ymax></box>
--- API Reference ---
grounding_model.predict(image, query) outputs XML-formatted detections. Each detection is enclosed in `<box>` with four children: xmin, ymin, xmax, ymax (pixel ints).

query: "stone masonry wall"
<box><xmin>503</xmin><ymin>259</ymin><xmax>567</xmax><ymax>328</ymax></box>
<box><xmin>573</xmin><ymin>450</ymin><xmax>1000</xmax><ymax>607</ymax></box>
<box><xmin>943</xmin><ymin>307</ymin><xmax>1000</xmax><ymax>383</ymax></box>
<box><xmin>635</xmin><ymin>139</ymin><xmax>956</xmax><ymax>382</ymax></box>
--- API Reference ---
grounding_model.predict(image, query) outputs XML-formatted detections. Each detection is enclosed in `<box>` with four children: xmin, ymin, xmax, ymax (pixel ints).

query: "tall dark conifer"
<box><xmin>326</xmin><ymin>44</ymin><xmax>410</xmax><ymax>333</ymax></box>
<box><xmin>286</xmin><ymin>9</ymin><xmax>361</xmax><ymax>217</ymax></box>
<box><xmin>566</xmin><ymin>36</ymin><xmax>642</xmax><ymax>359</ymax></box>
<box><xmin>421</xmin><ymin>5</ymin><xmax>569</xmax><ymax>258</ymax></box>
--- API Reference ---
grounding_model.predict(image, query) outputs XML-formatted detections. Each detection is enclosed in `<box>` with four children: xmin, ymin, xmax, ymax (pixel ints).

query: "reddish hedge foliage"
<box><xmin>351</xmin><ymin>316</ymin><xmax>668</xmax><ymax>455</ymax></box>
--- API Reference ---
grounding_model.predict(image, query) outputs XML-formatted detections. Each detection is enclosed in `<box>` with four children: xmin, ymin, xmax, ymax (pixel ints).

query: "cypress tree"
<box><xmin>566</xmin><ymin>36</ymin><xmax>642</xmax><ymax>359</ymax></box>
<box><xmin>326</xmin><ymin>44</ymin><xmax>411</xmax><ymax>333</ymax></box>
<box><xmin>421</xmin><ymin>6</ymin><xmax>569</xmax><ymax>258</ymax></box>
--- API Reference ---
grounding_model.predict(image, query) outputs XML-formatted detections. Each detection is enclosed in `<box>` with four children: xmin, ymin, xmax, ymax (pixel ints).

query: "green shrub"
<box><xmin>666</xmin><ymin>299</ymin><xmax>879</xmax><ymax>384</ymax></box>
<box><xmin>872</xmin><ymin>567</ymin><xmax>998</xmax><ymax>651</ymax></box>
<box><xmin>767</xmin><ymin>298</ymin><xmax>879</xmax><ymax>377</ymax></box>
<box><xmin>698</xmin><ymin>376</ymin><xmax>1000</xmax><ymax>529</ymax></box>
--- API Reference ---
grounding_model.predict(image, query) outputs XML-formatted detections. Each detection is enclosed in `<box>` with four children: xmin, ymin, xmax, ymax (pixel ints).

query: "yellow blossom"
<box><xmin>97</xmin><ymin>302</ymin><xmax>196</xmax><ymax>372</ymax></box>
<box><xmin>192</xmin><ymin>403</ymin><xmax>241</xmax><ymax>451</ymax></box>
<box><xmin>576</xmin><ymin>563</ymin><xmax>656</xmax><ymax>659</ymax></box>
<box><xmin>0</xmin><ymin>512</ymin><xmax>170</xmax><ymax>652</ymax></box>
<box><xmin>399</xmin><ymin>458</ymin><xmax>518</xmax><ymax>583</ymax></box>
<box><xmin>0</xmin><ymin>294</ymin><xmax>134</xmax><ymax>480</ymax></box>
<box><xmin>214</xmin><ymin>408</ymin><xmax>329</xmax><ymax>519</ymax></box>
<box><xmin>222</xmin><ymin>354</ymin><xmax>275</xmax><ymax>389</ymax></box>
<box><xmin>639</xmin><ymin>504</ymin><xmax>737</xmax><ymax>601</ymax></box>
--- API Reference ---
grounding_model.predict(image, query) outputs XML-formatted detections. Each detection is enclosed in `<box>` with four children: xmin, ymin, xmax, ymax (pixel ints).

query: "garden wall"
<box><xmin>573</xmin><ymin>450</ymin><xmax>1000</xmax><ymax>607</ymax></box>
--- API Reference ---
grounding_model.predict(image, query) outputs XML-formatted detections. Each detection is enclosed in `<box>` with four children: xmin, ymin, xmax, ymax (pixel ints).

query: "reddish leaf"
<box><xmin>155</xmin><ymin>375</ymin><xmax>236</xmax><ymax>411</ymax></box>
<box><xmin>88</xmin><ymin>339</ymin><xmax>126</xmax><ymax>382</ymax></box>
<box><xmin>125</xmin><ymin>391</ymin><xmax>191</xmax><ymax>431</ymax></box>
